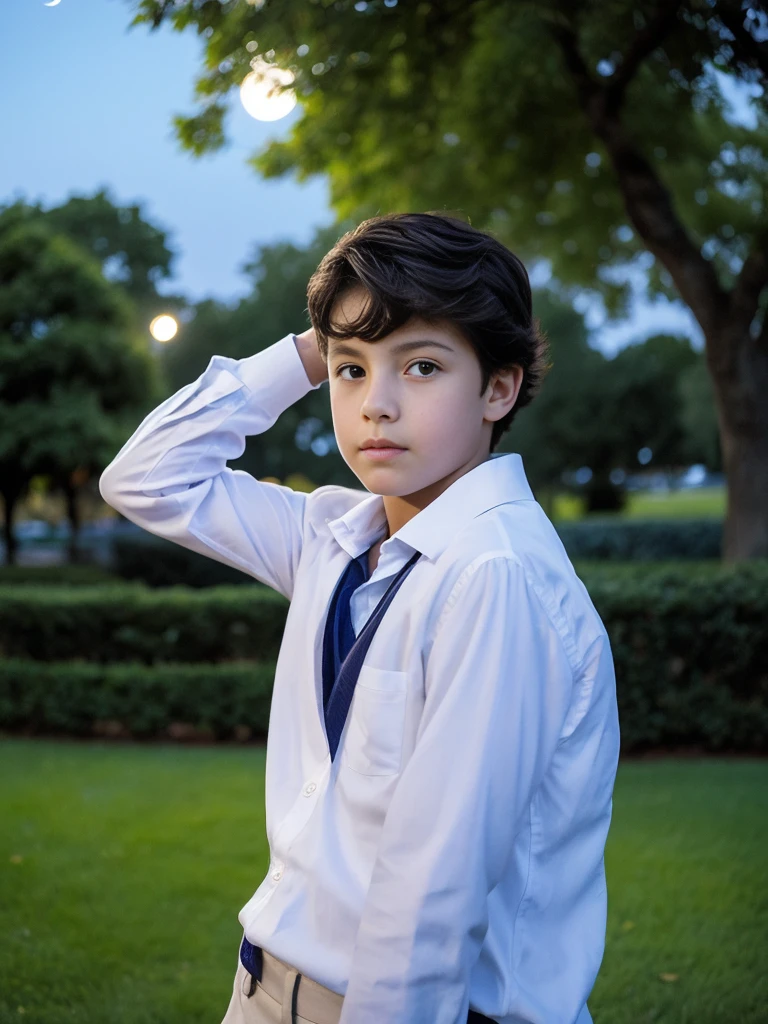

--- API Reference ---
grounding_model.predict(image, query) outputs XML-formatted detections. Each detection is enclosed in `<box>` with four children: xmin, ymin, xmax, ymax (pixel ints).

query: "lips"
<box><xmin>360</xmin><ymin>445</ymin><xmax>407</xmax><ymax>461</ymax></box>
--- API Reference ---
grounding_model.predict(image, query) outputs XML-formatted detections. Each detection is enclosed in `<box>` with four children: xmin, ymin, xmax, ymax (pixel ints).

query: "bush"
<box><xmin>0</xmin><ymin>659</ymin><xmax>273</xmax><ymax>741</ymax></box>
<box><xmin>0</xmin><ymin>583</ymin><xmax>287</xmax><ymax>664</ymax></box>
<box><xmin>1</xmin><ymin>561</ymin><xmax>766</xmax><ymax>752</ymax></box>
<box><xmin>585</xmin><ymin>561</ymin><xmax>768</xmax><ymax>750</ymax></box>
<box><xmin>111</xmin><ymin>533</ymin><xmax>260</xmax><ymax>587</ymax></box>
<box><xmin>0</xmin><ymin>564</ymin><xmax>119</xmax><ymax>586</ymax></box>
<box><xmin>555</xmin><ymin>517</ymin><xmax>722</xmax><ymax>560</ymax></box>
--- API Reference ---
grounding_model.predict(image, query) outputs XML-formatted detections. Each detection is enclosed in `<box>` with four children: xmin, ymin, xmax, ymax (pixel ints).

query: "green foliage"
<box><xmin>123</xmin><ymin>0</ymin><xmax>768</xmax><ymax>559</ymax></box>
<box><xmin>0</xmin><ymin>659</ymin><xmax>274</xmax><ymax>740</ymax></box>
<box><xmin>0</xmin><ymin>211</ymin><xmax>162</xmax><ymax>480</ymax></box>
<box><xmin>558</xmin><ymin>517</ymin><xmax>723</xmax><ymax>559</ymax></box>
<box><xmin>514</xmin><ymin>316</ymin><xmax>715</xmax><ymax>498</ymax></box>
<box><xmin>0</xmin><ymin>582</ymin><xmax>289</xmax><ymax>664</ymax></box>
<box><xmin>678</xmin><ymin>357</ymin><xmax>723</xmax><ymax>469</ymax></box>
<box><xmin>127</xmin><ymin>0</ymin><xmax>766</xmax><ymax>310</ymax></box>
<box><xmin>111</xmin><ymin>532</ymin><xmax>265</xmax><ymax>587</ymax></box>
<box><xmin>0</xmin><ymin>563</ymin><xmax>119</xmax><ymax>586</ymax></box>
<box><xmin>1</xmin><ymin>561</ymin><xmax>766</xmax><ymax>751</ymax></box>
<box><xmin>41</xmin><ymin>187</ymin><xmax>177</xmax><ymax>305</ymax></box>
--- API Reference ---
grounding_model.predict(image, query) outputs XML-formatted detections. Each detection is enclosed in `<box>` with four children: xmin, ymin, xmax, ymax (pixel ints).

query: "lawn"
<box><xmin>552</xmin><ymin>485</ymin><xmax>726</xmax><ymax>521</ymax></box>
<box><xmin>1</xmin><ymin>739</ymin><xmax>765</xmax><ymax>1023</ymax></box>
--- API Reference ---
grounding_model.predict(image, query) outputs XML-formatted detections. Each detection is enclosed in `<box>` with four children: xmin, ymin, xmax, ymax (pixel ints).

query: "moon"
<box><xmin>240</xmin><ymin>57</ymin><xmax>296</xmax><ymax>122</ymax></box>
<box><xmin>44</xmin><ymin>0</ymin><xmax>62</xmax><ymax>6</ymax></box>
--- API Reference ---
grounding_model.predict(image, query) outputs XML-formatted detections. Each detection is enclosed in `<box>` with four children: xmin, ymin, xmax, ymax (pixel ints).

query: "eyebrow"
<box><xmin>328</xmin><ymin>338</ymin><xmax>455</xmax><ymax>359</ymax></box>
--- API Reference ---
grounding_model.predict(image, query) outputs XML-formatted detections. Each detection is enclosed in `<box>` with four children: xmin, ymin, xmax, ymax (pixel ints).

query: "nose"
<box><xmin>359</xmin><ymin>375</ymin><xmax>400</xmax><ymax>422</ymax></box>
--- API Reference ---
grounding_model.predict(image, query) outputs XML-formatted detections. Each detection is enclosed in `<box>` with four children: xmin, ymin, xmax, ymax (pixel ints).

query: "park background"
<box><xmin>1</xmin><ymin>0</ymin><xmax>766</xmax><ymax>1022</ymax></box>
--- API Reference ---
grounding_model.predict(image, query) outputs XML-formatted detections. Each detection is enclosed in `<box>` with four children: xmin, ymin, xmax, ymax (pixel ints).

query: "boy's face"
<box><xmin>326</xmin><ymin>286</ymin><xmax>522</xmax><ymax>520</ymax></box>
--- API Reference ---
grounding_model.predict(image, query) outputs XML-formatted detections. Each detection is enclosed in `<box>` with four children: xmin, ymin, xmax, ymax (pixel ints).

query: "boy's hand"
<box><xmin>294</xmin><ymin>326</ymin><xmax>328</xmax><ymax>387</ymax></box>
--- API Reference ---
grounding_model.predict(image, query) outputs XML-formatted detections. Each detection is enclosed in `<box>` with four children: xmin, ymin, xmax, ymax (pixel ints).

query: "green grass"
<box><xmin>1</xmin><ymin>740</ymin><xmax>765</xmax><ymax>1023</ymax></box>
<box><xmin>625</xmin><ymin>486</ymin><xmax>725</xmax><ymax>519</ymax></box>
<box><xmin>552</xmin><ymin>485</ymin><xmax>726</xmax><ymax>522</ymax></box>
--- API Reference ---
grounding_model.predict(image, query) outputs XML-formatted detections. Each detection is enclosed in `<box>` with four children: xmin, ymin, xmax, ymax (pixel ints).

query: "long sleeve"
<box><xmin>339</xmin><ymin>554</ymin><xmax>575</xmax><ymax>1024</ymax></box>
<box><xmin>98</xmin><ymin>333</ymin><xmax>324</xmax><ymax>600</ymax></box>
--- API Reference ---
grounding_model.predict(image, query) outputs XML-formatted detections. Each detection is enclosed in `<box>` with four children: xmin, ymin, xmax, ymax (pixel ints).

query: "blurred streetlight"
<box><xmin>149</xmin><ymin>314</ymin><xmax>179</xmax><ymax>343</ymax></box>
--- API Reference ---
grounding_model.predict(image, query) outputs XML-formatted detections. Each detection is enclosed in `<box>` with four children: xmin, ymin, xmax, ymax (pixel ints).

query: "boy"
<box><xmin>99</xmin><ymin>212</ymin><xmax>620</xmax><ymax>1024</ymax></box>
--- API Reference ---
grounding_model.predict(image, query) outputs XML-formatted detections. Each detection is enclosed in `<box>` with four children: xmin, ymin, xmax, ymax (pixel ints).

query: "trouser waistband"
<box><xmin>239</xmin><ymin>937</ymin><xmax>496</xmax><ymax>1023</ymax></box>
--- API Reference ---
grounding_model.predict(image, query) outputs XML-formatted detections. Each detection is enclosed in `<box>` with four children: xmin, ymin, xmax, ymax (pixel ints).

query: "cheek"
<box><xmin>329</xmin><ymin>393</ymin><xmax>356</xmax><ymax>439</ymax></box>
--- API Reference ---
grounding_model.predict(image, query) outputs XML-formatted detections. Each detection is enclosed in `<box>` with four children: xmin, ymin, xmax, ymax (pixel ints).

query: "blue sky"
<box><xmin>4</xmin><ymin>0</ymin><xmax>744</xmax><ymax>355</ymax></box>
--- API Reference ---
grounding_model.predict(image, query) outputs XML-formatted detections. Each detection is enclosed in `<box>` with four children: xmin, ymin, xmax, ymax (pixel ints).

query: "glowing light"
<box><xmin>240</xmin><ymin>57</ymin><xmax>297</xmax><ymax>122</ymax></box>
<box><xmin>149</xmin><ymin>315</ymin><xmax>179</xmax><ymax>343</ymax></box>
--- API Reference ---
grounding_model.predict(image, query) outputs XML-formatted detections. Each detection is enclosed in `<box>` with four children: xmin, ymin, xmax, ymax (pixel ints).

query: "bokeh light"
<box><xmin>149</xmin><ymin>314</ymin><xmax>179</xmax><ymax>342</ymax></box>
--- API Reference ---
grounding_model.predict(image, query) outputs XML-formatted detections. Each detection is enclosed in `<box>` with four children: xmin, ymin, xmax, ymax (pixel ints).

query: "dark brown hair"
<box><xmin>307</xmin><ymin>211</ymin><xmax>551</xmax><ymax>453</ymax></box>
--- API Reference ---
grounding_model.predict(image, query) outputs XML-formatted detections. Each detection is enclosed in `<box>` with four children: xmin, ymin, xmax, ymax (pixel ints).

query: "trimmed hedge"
<box><xmin>112</xmin><ymin>533</ymin><xmax>261</xmax><ymax>587</ymax></box>
<box><xmin>0</xmin><ymin>583</ymin><xmax>288</xmax><ymax>664</ymax></box>
<box><xmin>0</xmin><ymin>636</ymin><xmax>764</xmax><ymax>751</ymax></box>
<box><xmin>104</xmin><ymin>518</ymin><xmax>724</xmax><ymax>590</ymax></box>
<box><xmin>0</xmin><ymin>659</ymin><xmax>274</xmax><ymax>741</ymax></box>
<box><xmin>555</xmin><ymin>517</ymin><xmax>722</xmax><ymax>560</ymax></box>
<box><xmin>0</xmin><ymin>562</ymin><xmax>763</xmax><ymax>668</ymax></box>
<box><xmin>0</xmin><ymin>561</ymin><xmax>766</xmax><ymax>752</ymax></box>
<box><xmin>0</xmin><ymin>564</ymin><xmax>120</xmax><ymax>586</ymax></box>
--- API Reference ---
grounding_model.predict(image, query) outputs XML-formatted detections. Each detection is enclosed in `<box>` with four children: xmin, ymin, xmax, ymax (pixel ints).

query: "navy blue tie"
<box><xmin>321</xmin><ymin>550</ymin><xmax>368</xmax><ymax>723</ymax></box>
<box><xmin>322</xmin><ymin>547</ymin><xmax>422</xmax><ymax>762</ymax></box>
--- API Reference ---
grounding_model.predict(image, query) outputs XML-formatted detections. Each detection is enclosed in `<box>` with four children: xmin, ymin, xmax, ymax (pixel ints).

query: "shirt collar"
<box><xmin>326</xmin><ymin>453</ymin><xmax>534</xmax><ymax>562</ymax></box>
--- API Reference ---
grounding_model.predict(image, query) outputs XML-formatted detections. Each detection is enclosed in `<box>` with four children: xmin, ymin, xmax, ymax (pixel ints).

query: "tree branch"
<box><xmin>549</xmin><ymin>17</ymin><xmax>728</xmax><ymax>340</ymax></box>
<box><xmin>605</xmin><ymin>2</ymin><xmax>684</xmax><ymax>113</ymax></box>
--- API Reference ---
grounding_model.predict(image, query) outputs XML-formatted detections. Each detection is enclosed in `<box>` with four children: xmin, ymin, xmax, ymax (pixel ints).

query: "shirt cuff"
<box><xmin>231</xmin><ymin>332</ymin><xmax>325</xmax><ymax>420</ymax></box>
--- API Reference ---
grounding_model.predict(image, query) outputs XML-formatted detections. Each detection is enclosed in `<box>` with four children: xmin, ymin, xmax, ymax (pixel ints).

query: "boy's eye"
<box><xmin>335</xmin><ymin>360</ymin><xmax>440</xmax><ymax>380</ymax></box>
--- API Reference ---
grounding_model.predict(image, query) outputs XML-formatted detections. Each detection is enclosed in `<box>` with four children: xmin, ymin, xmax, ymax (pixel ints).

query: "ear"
<box><xmin>484</xmin><ymin>365</ymin><xmax>524</xmax><ymax>423</ymax></box>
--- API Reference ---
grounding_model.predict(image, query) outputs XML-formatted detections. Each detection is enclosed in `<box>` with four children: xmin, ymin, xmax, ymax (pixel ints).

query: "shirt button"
<box><xmin>303</xmin><ymin>782</ymin><xmax>317</xmax><ymax>796</ymax></box>
<box><xmin>272</xmin><ymin>868</ymin><xmax>283</xmax><ymax>881</ymax></box>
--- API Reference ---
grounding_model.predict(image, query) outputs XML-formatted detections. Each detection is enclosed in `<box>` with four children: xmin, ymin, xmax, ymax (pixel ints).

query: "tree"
<box><xmin>43</xmin><ymin>187</ymin><xmax>177</xmax><ymax>305</ymax></box>
<box><xmin>513</xmin><ymin>309</ymin><xmax>702</xmax><ymax>511</ymax></box>
<box><xmin>0</xmin><ymin>207</ymin><xmax>161</xmax><ymax>564</ymax></box>
<box><xmin>603</xmin><ymin>332</ymin><xmax>699</xmax><ymax>466</ymax></box>
<box><xmin>509</xmin><ymin>288</ymin><xmax>605</xmax><ymax>502</ymax></box>
<box><xmin>679</xmin><ymin>356</ymin><xmax>722</xmax><ymax>469</ymax></box>
<box><xmin>128</xmin><ymin>0</ymin><xmax>768</xmax><ymax>560</ymax></box>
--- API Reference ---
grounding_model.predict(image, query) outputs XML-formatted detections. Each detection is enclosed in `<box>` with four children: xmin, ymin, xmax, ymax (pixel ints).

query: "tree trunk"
<box><xmin>1</xmin><ymin>489</ymin><xmax>21</xmax><ymax>566</ymax></box>
<box><xmin>64</xmin><ymin>482</ymin><xmax>82</xmax><ymax>564</ymax></box>
<box><xmin>708</xmin><ymin>326</ymin><xmax>768</xmax><ymax>562</ymax></box>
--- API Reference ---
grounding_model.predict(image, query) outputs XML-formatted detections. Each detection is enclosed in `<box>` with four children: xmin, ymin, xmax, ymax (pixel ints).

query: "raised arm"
<box><xmin>99</xmin><ymin>331</ymin><xmax>327</xmax><ymax>600</ymax></box>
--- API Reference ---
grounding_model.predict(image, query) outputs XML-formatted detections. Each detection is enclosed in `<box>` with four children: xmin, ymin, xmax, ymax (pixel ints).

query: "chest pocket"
<box><xmin>341</xmin><ymin>666</ymin><xmax>409</xmax><ymax>777</ymax></box>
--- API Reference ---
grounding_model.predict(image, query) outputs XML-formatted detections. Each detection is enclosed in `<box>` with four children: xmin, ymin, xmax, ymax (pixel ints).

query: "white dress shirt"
<box><xmin>99</xmin><ymin>333</ymin><xmax>621</xmax><ymax>1024</ymax></box>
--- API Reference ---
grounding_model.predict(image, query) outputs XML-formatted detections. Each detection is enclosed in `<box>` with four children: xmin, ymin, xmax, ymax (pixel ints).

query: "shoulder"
<box><xmin>429</xmin><ymin>502</ymin><xmax>606</xmax><ymax>675</ymax></box>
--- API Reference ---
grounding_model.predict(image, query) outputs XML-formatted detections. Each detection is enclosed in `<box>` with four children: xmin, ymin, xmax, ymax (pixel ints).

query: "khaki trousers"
<box><xmin>221</xmin><ymin>944</ymin><xmax>344</xmax><ymax>1024</ymax></box>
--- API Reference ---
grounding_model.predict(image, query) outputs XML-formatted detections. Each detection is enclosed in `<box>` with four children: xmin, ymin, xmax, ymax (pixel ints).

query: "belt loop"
<box><xmin>281</xmin><ymin>968</ymin><xmax>301</xmax><ymax>1024</ymax></box>
<box><xmin>291</xmin><ymin>973</ymin><xmax>302</xmax><ymax>1023</ymax></box>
